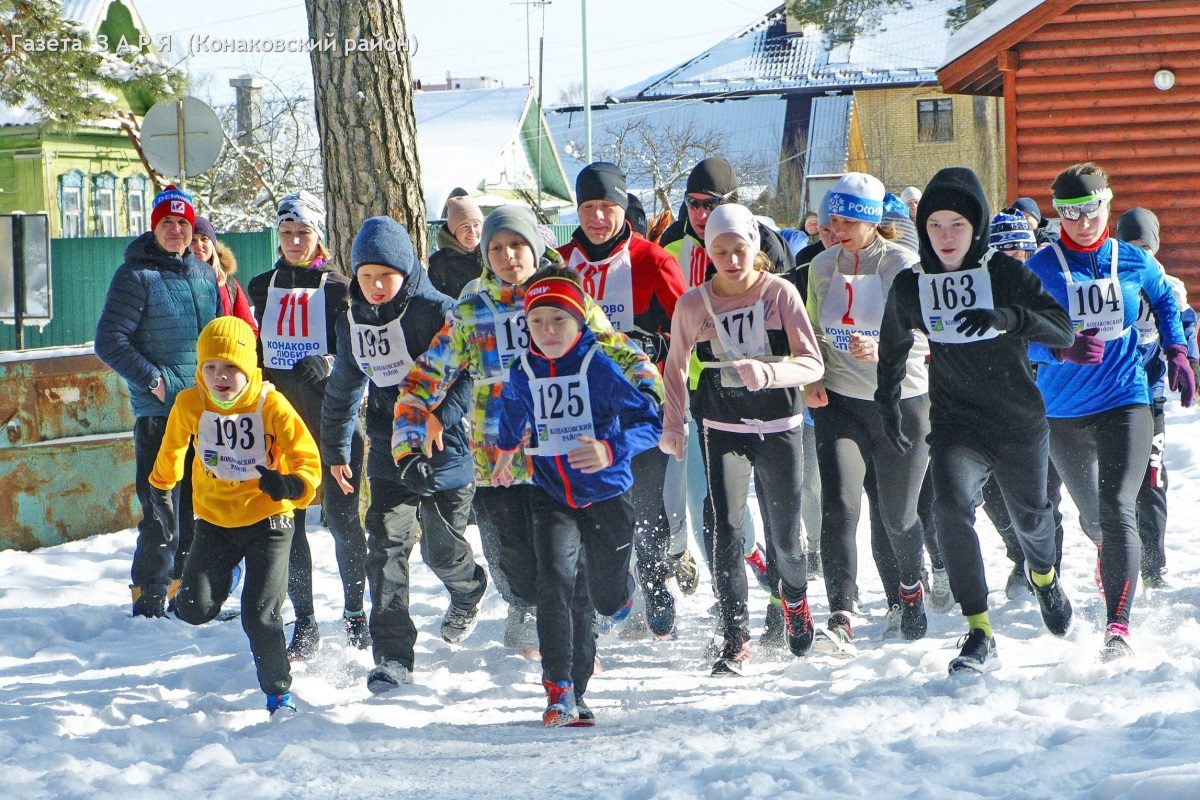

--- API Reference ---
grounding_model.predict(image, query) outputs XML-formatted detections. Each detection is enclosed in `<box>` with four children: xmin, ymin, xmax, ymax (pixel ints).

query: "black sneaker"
<box><xmin>1033</xmin><ymin>572</ymin><xmax>1072</xmax><ymax>637</ymax></box>
<box><xmin>779</xmin><ymin>592</ymin><xmax>815</xmax><ymax>657</ymax></box>
<box><xmin>344</xmin><ymin>612</ymin><xmax>371</xmax><ymax>650</ymax></box>
<box><xmin>567</xmin><ymin>697</ymin><xmax>596</xmax><ymax>727</ymax></box>
<box><xmin>948</xmin><ymin>628</ymin><xmax>998</xmax><ymax>675</ymax></box>
<box><xmin>711</xmin><ymin>633</ymin><xmax>751</xmax><ymax>677</ymax></box>
<box><xmin>1005</xmin><ymin>561</ymin><xmax>1033</xmax><ymax>600</ymax></box>
<box><xmin>645</xmin><ymin>586</ymin><xmax>677</xmax><ymax>639</ymax></box>
<box><xmin>287</xmin><ymin>615</ymin><xmax>320</xmax><ymax>662</ymax></box>
<box><xmin>899</xmin><ymin>584</ymin><xmax>927</xmax><ymax>640</ymax></box>
<box><xmin>759</xmin><ymin>600</ymin><xmax>785</xmax><ymax>650</ymax></box>
<box><xmin>441</xmin><ymin>598</ymin><xmax>483</xmax><ymax>644</ymax></box>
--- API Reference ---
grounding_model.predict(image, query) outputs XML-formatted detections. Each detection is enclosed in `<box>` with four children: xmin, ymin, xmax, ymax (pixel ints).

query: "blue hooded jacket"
<box><xmin>322</xmin><ymin>225</ymin><xmax>473</xmax><ymax>489</ymax></box>
<box><xmin>95</xmin><ymin>232</ymin><xmax>218</xmax><ymax>418</ymax></box>
<box><xmin>497</xmin><ymin>325</ymin><xmax>662</xmax><ymax>508</ymax></box>
<box><xmin>1027</xmin><ymin>236</ymin><xmax>1185</xmax><ymax>418</ymax></box>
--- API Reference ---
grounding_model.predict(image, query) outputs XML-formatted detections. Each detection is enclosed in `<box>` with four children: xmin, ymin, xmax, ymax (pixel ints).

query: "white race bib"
<box><xmin>260</xmin><ymin>271</ymin><xmax>330</xmax><ymax>369</ymax></box>
<box><xmin>348</xmin><ymin>311</ymin><xmax>412</xmax><ymax>387</ymax></box>
<box><xmin>567</xmin><ymin>241</ymin><xmax>635</xmax><ymax>332</ymax></box>
<box><xmin>522</xmin><ymin>347</ymin><xmax>596</xmax><ymax>457</ymax></box>
<box><xmin>918</xmin><ymin>266</ymin><xmax>999</xmax><ymax>344</ymax></box>
<box><xmin>478</xmin><ymin>294</ymin><xmax>529</xmax><ymax>385</ymax></box>
<box><xmin>1134</xmin><ymin>295</ymin><xmax>1157</xmax><ymax>345</ymax></box>
<box><xmin>196</xmin><ymin>393</ymin><xmax>269</xmax><ymax>482</ymax></box>
<box><xmin>679</xmin><ymin>235</ymin><xmax>709</xmax><ymax>290</ymax></box>
<box><xmin>699</xmin><ymin>283</ymin><xmax>774</xmax><ymax>389</ymax></box>
<box><xmin>819</xmin><ymin>272</ymin><xmax>884</xmax><ymax>353</ymax></box>
<box><xmin>1052</xmin><ymin>242</ymin><xmax>1125</xmax><ymax>341</ymax></box>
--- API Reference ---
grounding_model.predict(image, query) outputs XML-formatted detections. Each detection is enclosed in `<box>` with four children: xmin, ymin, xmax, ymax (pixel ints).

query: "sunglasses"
<box><xmin>1052</xmin><ymin>188</ymin><xmax>1112</xmax><ymax>221</ymax></box>
<box><xmin>684</xmin><ymin>194</ymin><xmax>731</xmax><ymax>212</ymax></box>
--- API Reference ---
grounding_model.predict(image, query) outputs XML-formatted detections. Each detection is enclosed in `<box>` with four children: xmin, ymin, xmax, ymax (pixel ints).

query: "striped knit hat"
<box><xmin>989</xmin><ymin>211</ymin><xmax>1036</xmax><ymax>252</ymax></box>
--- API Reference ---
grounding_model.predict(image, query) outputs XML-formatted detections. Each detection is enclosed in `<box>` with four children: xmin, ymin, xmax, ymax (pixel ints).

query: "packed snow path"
<box><xmin>3</xmin><ymin>408</ymin><xmax>1200</xmax><ymax>798</ymax></box>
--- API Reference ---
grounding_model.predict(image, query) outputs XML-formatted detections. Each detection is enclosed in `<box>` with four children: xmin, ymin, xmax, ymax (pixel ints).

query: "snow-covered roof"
<box><xmin>942</xmin><ymin>0</ymin><xmax>1049</xmax><ymax>67</ymax></box>
<box><xmin>805</xmin><ymin>95</ymin><xmax>854</xmax><ymax>176</ymax></box>
<box><xmin>617</xmin><ymin>1</ymin><xmax>962</xmax><ymax>101</ymax></box>
<box><xmin>414</xmin><ymin>86</ymin><xmax>571</xmax><ymax>218</ymax></box>
<box><xmin>546</xmin><ymin>95</ymin><xmax>788</xmax><ymax>210</ymax></box>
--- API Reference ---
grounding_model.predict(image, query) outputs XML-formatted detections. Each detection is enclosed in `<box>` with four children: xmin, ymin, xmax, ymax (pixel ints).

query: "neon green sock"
<box><xmin>967</xmin><ymin>612</ymin><xmax>992</xmax><ymax>638</ymax></box>
<box><xmin>1030</xmin><ymin>567</ymin><xmax>1055</xmax><ymax>589</ymax></box>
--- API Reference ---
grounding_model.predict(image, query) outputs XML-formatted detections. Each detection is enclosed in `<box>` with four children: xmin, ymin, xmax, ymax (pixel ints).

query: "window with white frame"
<box><xmin>59</xmin><ymin>170</ymin><xmax>85</xmax><ymax>238</ymax></box>
<box><xmin>93</xmin><ymin>173</ymin><xmax>117</xmax><ymax>236</ymax></box>
<box><xmin>125</xmin><ymin>174</ymin><xmax>149</xmax><ymax>234</ymax></box>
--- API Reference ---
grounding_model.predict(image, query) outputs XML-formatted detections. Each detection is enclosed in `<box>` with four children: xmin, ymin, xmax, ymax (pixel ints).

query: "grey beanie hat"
<box><xmin>481</xmin><ymin>205</ymin><xmax>546</xmax><ymax>265</ymax></box>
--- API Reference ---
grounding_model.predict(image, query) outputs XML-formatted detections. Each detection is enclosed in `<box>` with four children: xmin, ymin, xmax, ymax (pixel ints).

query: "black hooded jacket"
<box><xmin>876</xmin><ymin>167</ymin><xmax>1074</xmax><ymax>434</ymax></box>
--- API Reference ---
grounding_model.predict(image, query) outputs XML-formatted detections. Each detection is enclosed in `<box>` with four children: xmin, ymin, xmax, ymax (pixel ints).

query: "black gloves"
<box><xmin>878</xmin><ymin>401</ymin><xmax>912</xmax><ymax>455</ymax></box>
<box><xmin>292</xmin><ymin>354</ymin><xmax>332</xmax><ymax>387</ymax></box>
<box><xmin>256</xmin><ymin>465</ymin><xmax>306</xmax><ymax>501</ymax></box>
<box><xmin>397</xmin><ymin>456</ymin><xmax>437</xmax><ymax>496</ymax></box>
<box><xmin>953</xmin><ymin>308</ymin><xmax>1014</xmax><ymax>338</ymax></box>
<box><xmin>149</xmin><ymin>487</ymin><xmax>176</xmax><ymax>543</ymax></box>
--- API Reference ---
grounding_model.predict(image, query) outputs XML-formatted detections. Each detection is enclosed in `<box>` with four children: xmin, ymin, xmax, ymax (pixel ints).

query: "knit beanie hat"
<box><xmin>446</xmin><ymin>195</ymin><xmax>484</xmax><ymax>233</ymax></box>
<box><xmin>900</xmin><ymin>186</ymin><xmax>923</xmax><ymax>204</ymax></box>
<box><xmin>197</xmin><ymin>316</ymin><xmax>259</xmax><ymax>382</ymax></box>
<box><xmin>686</xmin><ymin>157</ymin><xmax>737</xmax><ymax>197</ymax></box>
<box><xmin>351</xmin><ymin>216</ymin><xmax>416</xmax><ymax>275</ymax></box>
<box><xmin>817</xmin><ymin>191</ymin><xmax>833</xmax><ymax>226</ymax></box>
<box><xmin>703</xmin><ymin>203</ymin><xmax>761</xmax><ymax>252</ymax></box>
<box><xmin>575</xmin><ymin>162</ymin><xmax>628</xmax><ymax>209</ymax></box>
<box><xmin>277</xmin><ymin>190</ymin><xmax>326</xmax><ymax>240</ymax></box>
<box><xmin>524</xmin><ymin>273</ymin><xmax>587</xmax><ymax>326</ymax></box>
<box><xmin>989</xmin><ymin>212</ymin><xmax>1037</xmax><ymax>252</ymax></box>
<box><xmin>1010</xmin><ymin>197</ymin><xmax>1044</xmax><ymax>226</ymax></box>
<box><xmin>193</xmin><ymin>216</ymin><xmax>218</xmax><ymax>242</ymax></box>
<box><xmin>151</xmin><ymin>185</ymin><xmax>195</xmax><ymax>230</ymax></box>
<box><xmin>625</xmin><ymin>193</ymin><xmax>647</xmax><ymax>236</ymax></box>
<box><xmin>481</xmin><ymin>205</ymin><xmax>546</xmax><ymax>263</ymax></box>
<box><xmin>1115</xmin><ymin>207</ymin><xmax>1161</xmax><ymax>255</ymax></box>
<box><xmin>825</xmin><ymin>173</ymin><xmax>885</xmax><ymax>224</ymax></box>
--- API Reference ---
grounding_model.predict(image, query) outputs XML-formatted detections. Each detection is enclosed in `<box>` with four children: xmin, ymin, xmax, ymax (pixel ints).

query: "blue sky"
<box><xmin>136</xmin><ymin>0</ymin><xmax>775</xmax><ymax>105</ymax></box>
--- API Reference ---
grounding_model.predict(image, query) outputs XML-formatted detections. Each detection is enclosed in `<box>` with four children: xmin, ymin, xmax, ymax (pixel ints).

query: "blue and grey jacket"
<box><xmin>95</xmin><ymin>232</ymin><xmax>218</xmax><ymax>418</ymax></box>
<box><xmin>322</xmin><ymin>261</ymin><xmax>473</xmax><ymax>489</ymax></box>
<box><xmin>1027</xmin><ymin>236</ymin><xmax>1185</xmax><ymax>418</ymax></box>
<box><xmin>497</xmin><ymin>326</ymin><xmax>662</xmax><ymax>508</ymax></box>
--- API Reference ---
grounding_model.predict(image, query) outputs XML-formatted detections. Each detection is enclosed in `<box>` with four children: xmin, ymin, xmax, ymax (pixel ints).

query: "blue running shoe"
<box><xmin>266</xmin><ymin>692</ymin><xmax>296</xmax><ymax>716</ymax></box>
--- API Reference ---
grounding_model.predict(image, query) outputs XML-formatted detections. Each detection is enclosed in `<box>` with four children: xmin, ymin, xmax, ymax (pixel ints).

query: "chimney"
<box><xmin>229</xmin><ymin>74</ymin><xmax>266</xmax><ymax>145</ymax></box>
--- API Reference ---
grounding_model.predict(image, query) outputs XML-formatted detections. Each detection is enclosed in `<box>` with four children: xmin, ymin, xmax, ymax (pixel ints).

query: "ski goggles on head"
<box><xmin>684</xmin><ymin>192</ymin><xmax>734</xmax><ymax>212</ymax></box>
<box><xmin>1052</xmin><ymin>188</ymin><xmax>1113</xmax><ymax>221</ymax></box>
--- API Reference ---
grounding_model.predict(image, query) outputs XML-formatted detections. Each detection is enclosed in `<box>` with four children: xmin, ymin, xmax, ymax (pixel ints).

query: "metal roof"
<box><xmin>617</xmin><ymin>0</ymin><xmax>962</xmax><ymax>101</ymax></box>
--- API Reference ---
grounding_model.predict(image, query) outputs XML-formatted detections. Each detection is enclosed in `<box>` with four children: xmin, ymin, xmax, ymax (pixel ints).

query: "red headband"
<box><xmin>524</xmin><ymin>276</ymin><xmax>587</xmax><ymax>323</ymax></box>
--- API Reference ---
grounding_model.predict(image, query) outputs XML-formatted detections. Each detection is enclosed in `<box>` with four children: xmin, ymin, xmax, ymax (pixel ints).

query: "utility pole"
<box><xmin>511</xmin><ymin>0</ymin><xmax>551</xmax><ymax>87</ymax></box>
<box><xmin>582</xmin><ymin>0</ymin><xmax>591</xmax><ymax>163</ymax></box>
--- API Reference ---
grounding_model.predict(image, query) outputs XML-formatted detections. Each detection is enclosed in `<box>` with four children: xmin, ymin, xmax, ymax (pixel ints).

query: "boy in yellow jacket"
<box><xmin>150</xmin><ymin>316</ymin><xmax>321</xmax><ymax>716</ymax></box>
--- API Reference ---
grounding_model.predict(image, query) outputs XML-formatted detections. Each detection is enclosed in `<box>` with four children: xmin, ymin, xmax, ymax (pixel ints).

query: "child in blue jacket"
<box><xmin>493</xmin><ymin>266</ymin><xmax>662</xmax><ymax>727</ymax></box>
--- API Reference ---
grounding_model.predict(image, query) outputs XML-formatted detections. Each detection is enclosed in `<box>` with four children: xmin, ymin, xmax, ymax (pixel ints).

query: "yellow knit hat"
<box><xmin>197</xmin><ymin>316</ymin><xmax>259</xmax><ymax>381</ymax></box>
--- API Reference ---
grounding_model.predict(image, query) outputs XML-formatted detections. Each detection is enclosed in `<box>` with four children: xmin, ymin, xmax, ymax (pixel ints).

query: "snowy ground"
<box><xmin>4</xmin><ymin>407</ymin><xmax>1200</xmax><ymax>799</ymax></box>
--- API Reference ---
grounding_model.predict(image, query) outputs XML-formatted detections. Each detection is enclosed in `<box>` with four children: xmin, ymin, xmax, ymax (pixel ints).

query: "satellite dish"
<box><xmin>140</xmin><ymin>96</ymin><xmax>224</xmax><ymax>184</ymax></box>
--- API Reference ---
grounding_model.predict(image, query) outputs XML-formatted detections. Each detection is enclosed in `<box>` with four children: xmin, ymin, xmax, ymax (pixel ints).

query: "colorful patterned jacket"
<box><xmin>393</xmin><ymin>254</ymin><xmax>663</xmax><ymax>485</ymax></box>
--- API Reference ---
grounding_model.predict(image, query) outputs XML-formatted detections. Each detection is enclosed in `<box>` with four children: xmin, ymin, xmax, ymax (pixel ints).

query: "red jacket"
<box><xmin>556</xmin><ymin>226</ymin><xmax>684</xmax><ymax>339</ymax></box>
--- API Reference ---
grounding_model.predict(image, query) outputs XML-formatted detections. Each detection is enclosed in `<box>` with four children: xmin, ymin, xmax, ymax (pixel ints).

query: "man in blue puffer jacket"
<box><xmin>95</xmin><ymin>185</ymin><xmax>218</xmax><ymax>617</ymax></box>
<box><xmin>321</xmin><ymin>216</ymin><xmax>485</xmax><ymax>694</ymax></box>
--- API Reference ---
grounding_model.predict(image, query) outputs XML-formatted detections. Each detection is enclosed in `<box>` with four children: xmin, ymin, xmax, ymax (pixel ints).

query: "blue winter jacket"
<box><xmin>95</xmin><ymin>232</ymin><xmax>218</xmax><ymax>418</ymax></box>
<box><xmin>322</xmin><ymin>262</ymin><xmax>474</xmax><ymax>489</ymax></box>
<box><xmin>1027</xmin><ymin>237</ymin><xmax>1185</xmax><ymax>418</ymax></box>
<box><xmin>497</xmin><ymin>326</ymin><xmax>662</xmax><ymax>508</ymax></box>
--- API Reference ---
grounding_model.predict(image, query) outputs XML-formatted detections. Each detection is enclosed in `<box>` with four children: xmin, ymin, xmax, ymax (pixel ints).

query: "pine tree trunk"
<box><xmin>303</xmin><ymin>0</ymin><xmax>426</xmax><ymax>270</ymax></box>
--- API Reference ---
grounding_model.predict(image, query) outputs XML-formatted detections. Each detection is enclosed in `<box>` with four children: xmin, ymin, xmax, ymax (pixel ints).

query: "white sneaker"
<box><xmin>881</xmin><ymin>605</ymin><xmax>902</xmax><ymax>640</ymax></box>
<box><xmin>929</xmin><ymin>567</ymin><xmax>957</xmax><ymax>613</ymax></box>
<box><xmin>367</xmin><ymin>659</ymin><xmax>413</xmax><ymax>694</ymax></box>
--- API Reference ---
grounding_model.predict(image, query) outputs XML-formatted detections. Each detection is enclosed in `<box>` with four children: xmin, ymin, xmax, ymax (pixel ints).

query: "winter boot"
<box><xmin>367</xmin><ymin>659</ymin><xmax>414</xmax><ymax>694</ymax></box>
<box><xmin>948</xmin><ymin>628</ymin><xmax>999</xmax><ymax>675</ymax></box>
<box><xmin>343</xmin><ymin>610</ymin><xmax>371</xmax><ymax>650</ymax></box>
<box><xmin>542</xmin><ymin>679</ymin><xmax>579</xmax><ymax>727</ymax></box>
<box><xmin>287</xmin><ymin>615</ymin><xmax>320</xmax><ymax>662</ymax></box>
<box><xmin>130</xmin><ymin>584</ymin><xmax>167</xmax><ymax>618</ymax></box>
<box><xmin>899</xmin><ymin>584</ymin><xmax>928</xmax><ymax>640</ymax></box>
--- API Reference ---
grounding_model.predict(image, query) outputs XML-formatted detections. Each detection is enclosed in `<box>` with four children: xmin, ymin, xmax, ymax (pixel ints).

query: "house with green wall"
<box><xmin>0</xmin><ymin>0</ymin><xmax>169</xmax><ymax>239</ymax></box>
